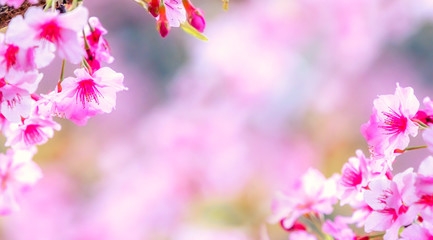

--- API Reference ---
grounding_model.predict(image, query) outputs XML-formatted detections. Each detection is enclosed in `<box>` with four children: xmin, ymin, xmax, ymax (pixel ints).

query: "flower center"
<box><xmin>378</xmin><ymin>188</ymin><xmax>394</xmax><ymax>205</ymax></box>
<box><xmin>87</xmin><ymin>28</ymin><xmax>102</xmax><ymax>46</ymax></box>
<box><xmin>4</xmin><ymin>44</ymin><xmax>19</xmax><ymax>71</ymax></box>
<box><xmin>381</xmin><ymin>108</ymin><xmax>407</xmax><ymax>135</ymax></box>
<box><xmin>417</xmin><ymin>194</ymin><xmax>433</xmax><ymax>206</ymax></box>
<box><xmin>39</xmin><ymin>20</ymin><xmax>61</xmax><ymax>43</ymax></box>
<box><xmin>341</xmin><ymin>164</ymin><xmax>362</xmax><ymax>187</ymax></box>
<box><xmin>24</xmin><ymin>124</ymin><xmax>45</xmax><ymax>146</ymax></box>
<box><xmin>378</xmin><ymin>208</ymin><xmax>398</xmax><ymax>221</ymax></box>
<box><xmin>0</xmin><ymin>78</ymin><xmax>6</xmax><ymax>88</ymax></box>
<box><xmin>3</xmin><ymin>94</ymin><xmax>22</xmax><ymax>109</ymax></box>
<box><xmin>76</xmin><ymin>79</ymin><xmax>103</xmax><ymax>108</ymax></box>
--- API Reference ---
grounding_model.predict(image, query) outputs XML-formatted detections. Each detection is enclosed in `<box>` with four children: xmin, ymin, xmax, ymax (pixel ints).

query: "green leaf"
<box><xmin>180</xmin><ymin>22</ymin><xmax>208</xmax><ymax>41</ymax></box>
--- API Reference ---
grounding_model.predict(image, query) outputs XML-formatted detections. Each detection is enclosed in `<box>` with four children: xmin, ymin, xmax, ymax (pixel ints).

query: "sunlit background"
<box><xmin>2</xmin><ymin>0</ymin><xmax>433</xmax><ymax>239</ymax></box>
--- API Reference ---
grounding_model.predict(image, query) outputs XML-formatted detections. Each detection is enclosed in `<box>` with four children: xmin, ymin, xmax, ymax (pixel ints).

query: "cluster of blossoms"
<box><xmin>136</xmin><ymin>0</ymin><xmax>207</xmax><ymax>38</ymax></box>
<box><xmin>0</xmin><ymin>1</ymin><xmax>126</xmax><ymax>214</ymax></box>
<box><xmin>270</xmin><ymin>84</ymin><xmax>433</xmax><ymax>240</ymax></box>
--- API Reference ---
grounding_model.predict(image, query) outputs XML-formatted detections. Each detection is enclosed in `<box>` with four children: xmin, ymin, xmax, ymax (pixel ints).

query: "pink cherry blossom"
<box><xmin>339</xmin><ymin>150</ymin><xmax>372</xmax><ymax>205</ymax></box>
<box><xmin>363</xmin><ymin>169</ymin><xmax>418</xmax><ymax>240</ymax></box>
<box><xmin>0</xmin><ymin>148</ymin><xmax>42</xmax><ymax>215</ymax></box>
<box><xmin>172</xmin><ymin>226</ymin><xmax>252</xmax><ymax>240</ymax></box>
<box><xmin>400</xmin><ymin>223</ymin><xmax>433</xmax><ymax>240</ymax></box>
<box><xmin>322</xmin><ymin>216</ymin><xmax>356</xmax><ymax>240</ymax></box>
<box><xmin>412</xmin><ymin>156</ymin><xmax>433</xmax><ymax>223</ymax></box>
<box><xmin>268</xmin><ymin>168</ymin><xmax>338</xmax><ymax>229</ymax></box>
<box><xmin>0</xmin><ymin>70</ymin><xmax>42</xmax><ymax>122</ymax></box>
<box><xmin>361</xmin><ymin>83</ymin><xmax>420</xmax><ymax>170</ymax></box>
<box><xmin>5</xmin><ymin>115</ymin><xmax>61</xmax><ymax>149</ymax></box>
<box><xmin>7</xmin><ymin>6</ymin><xmax>88</xmax><ymax>64</ymax></box>
<box><xmin>0</xmin><ymin>113</ymin><xmax>7</xmax><ymax>132</ymax></box>
<box><xmin>289</xmin><ymin>230</ymin><xmax>317</xmax><ymax>240</ymax></box>
<box><xmin>416</xmin><ymin>97</ymin><xmax>433</xmax><ymax>124</ymax></box>
<box><xmin>55</xmin><ymin>67</ymin><xmax>126</xmax><ymax>125</ymax></box>
<box><xmin>423</xmin><ymin>128</ymin><xmax>433</xmax><ymax>153</ymax></box>
<box><xmin>83</xmin><ymin>17</ymin><xmax>114</xmax><ymax>71</ymax></box>
<box><xmin>345</xmin><ymin>203</ymin><xmax>373</xmax><ymax>228</ymax></box>
<box><xmin>0</xmin><ymin>31</ymin><xmax>54</xmax><ymax>76</ymax></box>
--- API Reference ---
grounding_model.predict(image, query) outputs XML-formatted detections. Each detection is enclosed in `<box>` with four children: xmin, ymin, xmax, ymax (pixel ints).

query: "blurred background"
<box><xmin>2</xmin><ymin>0</ymin><xmax>433</xmax><ymax>239</ymax></box>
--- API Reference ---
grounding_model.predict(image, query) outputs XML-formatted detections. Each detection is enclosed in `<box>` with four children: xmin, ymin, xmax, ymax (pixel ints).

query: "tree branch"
<box><xmin>0</xmin><ymin>1</ymin><xmax>45</xmax><ymax>29</ymax></box>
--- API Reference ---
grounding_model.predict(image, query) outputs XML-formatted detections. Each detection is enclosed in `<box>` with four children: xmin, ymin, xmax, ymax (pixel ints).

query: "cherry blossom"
<box><xmin>361</xmin><ymin>83</ymin><xmax>420</xmax><ymax>170</ymax></box>
<box><xmin>83</xmin><ymin>17</ymin><xmax>113</xmax><ymax>71</ymax></box>
<box><xmin>338</xmin><ymin>150</ymin><xmax>372</xmax><ymax>205</ymax></box>
<box><xmin>363</xmin><ymin>169</ymin><xmax>418</xmax><ymax>240</ymax></box>
<box><xmin>268</xmin><ymin>168</ymin><xmax>338</xmax><ymax>229</ymax></box>
<box><xmin>289</xmin><ymin>230</ymin><xmax>317</xmax><ymax>240</ymax></box>
<box><xmin>0</xmin><ymin>148</ymin><xmax>42</xmax><ymax>215</ymax></box>
<box><xmin>412</xmin><ymin>156</ymin><xmax>433</xmax><ymax>223</ymax></box>
<box><xmin>55</xmin><ymin>67</ymin><xmax>126</xmax><ymax>125</ymax></box>
<box><xmin>7</xmin><ymin>6</ymin><xmax>88</xmax><ymax>64</ymax></box>
<box><xmin>322</xmin><ymin>216</ymin><xmax>356</xmax><ymax>240</ymax></box>
<box><xmin>0</xmin><ymin>70</ymin><xmax>43</xmax><ymax>122</ymax></box>
<box><xmin>400</xmin><ymin>223</ymin><xmax>433</xmax><ymax>240</ymax></box>
<box><xmin>5</xmin><ymin>115</ymin><xmax>61</xmax><ymax>149</ymax></box>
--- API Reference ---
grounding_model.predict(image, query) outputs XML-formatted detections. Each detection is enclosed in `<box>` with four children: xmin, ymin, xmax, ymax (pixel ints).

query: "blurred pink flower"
<box><xmin>413</xmin><ymin>156</ymin><xmax>433</xmax><ymax>223</ymax></box>
<box><xmin>400</xmin><ymin>223</ymin><xmax>433</xmax><ymax>240</ymax></box>
<box><xmin>0</xmin><ymin>149</ymin><xmax>41</xmax><ymax>215</ymax></box>
<box><xmin>322</xmin><ymin>216</ymin><xmax>356</xmax><ymax>240</ymax></box>
<box><xmin>172</xmin><ymin>226</ymin><xmax>251</xmax><ymax>240</ymax></box>
<box><xmin>269</xmin><ymin>168</ymin><xmax>338</xmax><ymax>229</ymax></box>
<box><xmin>289</xmin><ymin>230</ymin><xmax>317</xmax><ymax>240</ymax></box>
<box><xmin>0</xmin><ymin>70</ymin><xmax>42</xmax><ymax>122</ymax></box>
<box><xmin>364</xmin><ymin>169</ymin><xmax>418</xmax><ymax>240</ymax></box>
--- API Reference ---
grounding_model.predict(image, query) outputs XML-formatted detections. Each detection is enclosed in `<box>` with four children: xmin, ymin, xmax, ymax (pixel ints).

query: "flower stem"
<box><xmin>59</xmin><ymin>59</ymin><xmax>66</xmax><ymax>83</ymax></box>
<box><xmin>71</xmin><ymin>0</ymin><xmax>78</xmax><ymax>10</ymax></box>
<box><xmin>51</xmin><ymin>0</ymin><xmax>56</xmax><ymax>11</ymax></box>
<box><xmin>405</xmin><ymin>145</ymin><xmax>427</xmax><ymax>151</ymax></box>
<box><xmin>82</xmin><ymin>58</ymin><xmax>92</xmax><ymax>73</ymax></box>
<box><xmin>415</xmin><ymin>120</ymin><xmax>429</xmax><ymax>129</ymax></box>
<box><xmin>304</xmin><ymin>213</ymin><xmax>327</xmax><ymax>240</ymax></box>
<box><xmin>44</xmin><ymin>0</ymin><xmax>52</xmax><ymax>11</ymax></box>
<box><xmin>395</xmin><ymin>145</ymin><xmax>427</xmax><ymax>153</ymax></box>
<box><xmin>368</xmin><ymin>233</ymin><xmax>385</xmax><ymax>239</ymax></box>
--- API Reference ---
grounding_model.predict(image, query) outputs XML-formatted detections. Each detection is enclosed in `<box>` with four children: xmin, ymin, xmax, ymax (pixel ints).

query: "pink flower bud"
<box><xmin>182</xmin><ymin>0</ymin><xmax>206</xmax><ymax>32</ymax></box>
<box><xmin>156</xmin><ymin>5</ymin><xmax>170</xmax><ymax>38</ymax></box>
<box><xmin>148</xmin><ymin>0</ymin><xmax>160</xmax><ymax>17</ymax></box>
<box><xmin>156</xmin><ymin>20</ymin><xmax>170</xmax><ymax>38</ymax></box>
<box><xmin>189</xmin><ymin>9</ymin><xmax>205</xmax><ymax>33</ymax></box>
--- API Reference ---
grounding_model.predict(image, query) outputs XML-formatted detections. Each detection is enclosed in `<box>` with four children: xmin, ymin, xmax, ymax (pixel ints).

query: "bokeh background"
<box><xmin>2</xmin><ymin>0</ymin><xmax>433</xmax><ymax>239</ymax></box>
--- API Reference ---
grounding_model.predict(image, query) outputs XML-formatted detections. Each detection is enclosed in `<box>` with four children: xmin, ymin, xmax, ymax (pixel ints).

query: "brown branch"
<box><xmin>0</xmin><ymin>1</ymin><xmax>46</xmax><ymax>29</ymax></box>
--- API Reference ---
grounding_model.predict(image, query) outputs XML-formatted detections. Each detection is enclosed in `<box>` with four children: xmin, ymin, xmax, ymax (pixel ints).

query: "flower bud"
<box><xmin>156</xmin><ymin>4</ymin><xmax>170</xmax><ymax>38</ymax></box>
<box><xmin>189</xmin><ymin>8</ymin><xmax>205</xmax><ymax>33</ymax></box>
<box><xmin>182</xmin><ymin>0</ymin><xmax>206</xmax><ymax>32</ymax></box>
<box><xmin>156</xmin><ymin>21</ymin><xmax>170</xmax><ymax>38</ymax></box>
<box><xmin>148</xmin><ymin>0</ymin><xmax>160</xmax><ymax>17</ymax></box>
